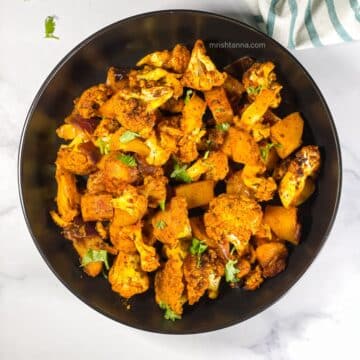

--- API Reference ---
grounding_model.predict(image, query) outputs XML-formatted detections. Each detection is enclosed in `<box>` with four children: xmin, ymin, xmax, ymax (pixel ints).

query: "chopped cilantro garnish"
<box><xmin>44</xmin><ymin>16</ymin><xmax>59</xmax><ymax>39</ymax></box>
<box><xmin>184</xmin><ymin>89</ymin><xmax>193</xmax><ymax>105</ymax></box>
<box><xmin>119</xmin><ymin>131</ymin><xmax>140</xmax><ymax>143</ymax></box>
<box><xmin>246</xmin><ymin>85</ymin><xmax>262</xmax><ymax>95</ymax></box>
<box><xmin>117</xmin><ymin>153</ymin><xmax>137</xmax><ymax>167</ymax></box>
<box><xmin>216</xmin><ymin>122</ymin><xmax>230</xmax><ymax>132</ymax></box>
<box><xmin>203</xmin><ymin>150</ymin><xmax>210</xmax><ymax>159</ymax></box>
<box><xmin>189</xmin><ymin>238</ymin><xmax>208</xmax><ymax>267</ymax></box>
<box><xmin>260</xmin><ymin>142</ymin><xmax>281</xmax><ymax>161</ymax></box>
<box><xmin>225</xmin><ymin>259</ymin><xmax>240</xmax><ymax>283</ymax></box>
<box><xmin>170</xmin><ymin>160</ymin><xmax>192</xmax><ymax>183</ymax></box>
<box><xmin>155</xmin><ymin>220</ymin><xmax>167</xmax><ymax>230</ymax></box>
<box><xmin>159</xmin><ymin>199</ymin><xmax>166</xmax><ymax>211</ymax></box>
<box><xmin>95</xmin><ymin>136</ymin><xmax>111</xmax><ymax>155</ymax></box>
<box><xmin>159</xmin><ymin>302</ymin><xmax>181</xmax><ymax>321</ymax></box>
<box><xmin>81</xmin><ymin>249</ymin><xmax>109</xmax><ymax>270</ymax></box>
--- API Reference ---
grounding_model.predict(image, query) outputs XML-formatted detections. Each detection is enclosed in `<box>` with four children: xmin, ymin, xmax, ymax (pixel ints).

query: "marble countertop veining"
<box><xmin>1</xmin><ymin>1</ymin><xmax>360</xmax><ymax>359</ymax></box>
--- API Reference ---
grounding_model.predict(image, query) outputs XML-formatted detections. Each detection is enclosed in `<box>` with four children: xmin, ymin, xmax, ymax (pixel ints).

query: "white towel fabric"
<box><xmin>245</xmin><ymin>0</ymin><xmax>360</xmax><ymax>49</ymax></box>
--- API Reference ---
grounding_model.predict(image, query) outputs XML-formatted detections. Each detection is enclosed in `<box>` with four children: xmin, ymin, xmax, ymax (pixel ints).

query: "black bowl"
<box><xmin>18</xmin><ymin>10</ymin><xmax>341</xmax><ymax>334</ymax></box>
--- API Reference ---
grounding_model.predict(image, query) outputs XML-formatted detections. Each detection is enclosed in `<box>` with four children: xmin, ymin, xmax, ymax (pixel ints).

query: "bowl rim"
<box><xmin>18</xmin><ymin>9</ymin><xmax>342</xmax><ymax>334</ymax></box>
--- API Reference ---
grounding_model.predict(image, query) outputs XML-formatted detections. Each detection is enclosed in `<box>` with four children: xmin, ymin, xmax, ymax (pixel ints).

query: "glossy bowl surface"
<box><xmin>18</xmin><ymin>10</ymin><xmax>341</xmax><ymax>334</ymax></box>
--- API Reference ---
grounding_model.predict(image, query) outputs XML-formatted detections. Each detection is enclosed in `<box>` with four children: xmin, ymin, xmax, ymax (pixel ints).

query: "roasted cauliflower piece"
<box><xmin>155</xmin><ymin>257</ymin><xmax>186</xmax><ymax>318</ymax></box>
<box><xmin>177</xmin><ymin>128</ymin><xmax>206</xmax><ymax>163</ymax></box>
<box><xmin>109</xmin><ymin>251</ymin><xmax>150</xmax><ymax>298</ymax></box>
<box><xmin>181</xmin><ymin>40</ymin><xmax>227</xmax><ymax>91</ymax></box>
<box><xmin>140</xmin><ymin>175</ymin><xmax>168</xmax><ymax>208</ymax></box>
<box><xmin>137</xmin><ymin>44</ymin><xmax>190</xmax><ymax>74</ymax></box>
<box><xmin>100</xmin><ymin>94</ymin><xmax>157</xmax><ymax>137</ymax></box>
<box><xmin>145</xmin><ymin>133</ymin><xmax>171</xmax><ymax>166</ymax></box>
<box><xmin>279</xmin><ymin>145</ymin><xmax>320</xmax><ymax>208</ymax></box>
<box><xmin>56</xmin><ymin>141</ymin><xmax>100</xmax><ymax>176</ymax></box>
<box><xmin>226</xmin><ymin>170</ymin><xmax>252</xmax><ymax>198</ymax></box>
<box><xmin>109</xmin><ymin>220</ymin><xmax>138</xmax><ymax>253</ymax></box>
<box><xmin>255</xmin><ymin>242</ymin><xmax>288</xmax><ymax>278</ymax></box>
<box><xmin>52</xmin><ymin>165</ymin><xmax>80</xmax><ymax>224</ymax></box>
<box><xmin>135</xmin><ymin>67</ymin><xmax>183</xmax><ymax>99</ymax></box>
<box><xmin>74</xmin><ymin>84</ymin><xmax>113</xmax><ymax>119</ymax></box>
<box><xmin>242</xmin><ymin>61</ymin><xmax>282</xmax><ymax>106</ymax></box>
<box><xmin>204</xmin><ymin>194</ymin><xmax>262</xmax><ymax>255</ymax></box>
<box><xmin>244</xmin><ymin>265</ymin><xmax>264</xmax><ymax>290</ymax></box>
<box><xmin>151</xmin><ymin>196</ymin><xmax>191</xmax><ymax>246</ymax></box>
<box><xmin>183</xmin><ymin>248</ymin><xmax>224</xmax><ymax>305</ymax></box>
<box><xmin>241</xmin><ymin>165</ymin><xmax>277</xmax><ymax>202</ymax></box>
<box><xmin>132</xmin><ymin>223</ymin><xmax>160</xmax><ymax>272</ymax></box>
<box><xmin>111</xmin><ymin>185</ymin><xmax>148</xmax><ymax>226</ymax></box>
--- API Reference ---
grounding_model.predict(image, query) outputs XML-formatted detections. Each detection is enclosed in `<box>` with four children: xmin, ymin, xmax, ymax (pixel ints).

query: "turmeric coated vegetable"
<box><xmin>50</xmin><ymin>40</ymin><xmax>321</xmax><ymax>321</ymax></box>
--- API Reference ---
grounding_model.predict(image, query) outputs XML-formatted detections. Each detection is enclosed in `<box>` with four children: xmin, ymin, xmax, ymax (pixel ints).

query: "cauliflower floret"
<box><xmin>181</xmin><ymin>40</ymin><xmax>227</xmax><ymax>91</ymax></box>
<box><xmin>151</xmin><ymin>196</ymin><xmax>191</xmax><ymax>246</ymax></box>
<box><xmin>109</xmin><ymin>221</ymin><xmax>138</xmax><ymax>253</ymax></box>
<box><xmin>279</xmin><ymin>145</ymin><xmax>320</xmax><ymax>208</ymax></box>
<box><xmin>75</xmin><ymin>84</ymin><xmax>113</xmax><ymax>119</ymax></box>
<box><xmin>137</xmin><ymin>44</ymin><xmax>190</xmax><ymax>74</ymax></box>
<box><xmin>226</xmin><ymin>170</ymin><xmax>253</xmax><ymax>198</ymax></box>
<box><xmin>241</xmin><ymin>165</ymin><xmax>277</xmax><ymax>202</ymax></box>
<box><xmin>109</xmin><ymin>251</ymin><xmax>150</xmax><ymax>298</ymax></box>
<box><xmin>204</xmin><ymin>194</ymin><xmax>262</xmax><ymax>255</ymax></box>
<box><xmin>183</xmin><ymin>248</ymin><xmax>224</xmax><ymax>305</ymax></box>
<box><xmin>157</xmin><ymin>116</ymin><xmax>183</xmax><ymax>153</ymax></box>
<box><xmin>100</xmin><ymin>94</ymin><xmax>157</xmax><ymax>137</ymax></box>
<box><xmin>155</xmin><ymin>257</ymin><xmax>186</xmax><ymax>318</ymax></box>
<box><xmin>135</xmin><ymin>67</ymin><xmax>183</xmax><ymax>99</ymax></box>
<box><xmin>244</xmin><ymin>265</ymin><xmax>264</xmax><ymax>290</ymax></box>
<box><xmin>133</xmin><ymin>225</ymin><xmax>160</xmax><ymax>272</ymax></box>
<box><xmin>52</xmin><ymin>165</ymin><xmax>80</xmax><ymax>224</ymax></box>
<box><xmin>255</xmin><ymin>242</ymin><xmax>288</xmax><ymax>278</ymax></box>
<box><xmin>140</xmin><ymin>175</ymin><xmax>168</xmax><ymax>208</ymax></box>
<box><xmin>111</xmin><ymin>185</ymin><xmax>148</xmax><ymax>225</ymax></box>
<box><xmin>186</xmin><ymin>151</ymin><xmax>229</xmax><ymax>181</ymax></box>
<box><xmin>177</xmin><ymin>128</ymin><xmax>206</xmax><ymax>163</ymax></box>
<box><xmin>242</xmin><ymin>62</ymin><xmax>282</xmax><ymax>107</ymax></box>
<box><xmin>56</xmin><ymin>141</ymin><xmax>100</xmax><ymax>176</ymax></box>
<box><xmin>145</xmin><ymin>133</ymin><xmax>171</xmax><ymax>166</ymax></box>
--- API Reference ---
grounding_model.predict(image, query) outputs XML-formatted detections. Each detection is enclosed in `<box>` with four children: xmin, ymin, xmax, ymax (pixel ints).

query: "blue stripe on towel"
<box><xmin>349</xmin><ymin>0</ymin><xmax>360</xmax><ymax>22</ymax></box>
<box><xmin>305</xmin><ymin>0</ymin><xmax>324</xmax><ymax>46</ymax></box>
<box><xmin>288</xmin><ymin>0</ymin><xmax>298</xmax><ymax>48</ymax></box>
<box><xmin>325</xmin><ymin>0</ymin><xmax>353</xmax><ymax>41</ymax></box>
<box><xmin>267</xmin><ymin>0</ymin><xmax>279</xmax><ymax>37</ymax></box>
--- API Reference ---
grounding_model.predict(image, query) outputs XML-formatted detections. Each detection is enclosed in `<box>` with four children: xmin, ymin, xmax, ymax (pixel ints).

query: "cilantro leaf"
<box><xmin>95</xmin><ymin>136</ymin><xmax>111</xmax><ymax>155</ymax></box>
<box><xmin>159</xmin><ymin>302</ymin><xmax>181</xmax><ymax>321</ymax></box>
<box><xmin>44</xmin><ymin>16</ymin><xmax>59</xmax><ymax>40</ymax></box>
<box><xmin>119</xmin><ymin>131</ymin><xmax>140</xmax><ymax>143</ymax></box>
<box><xmin>260</xmin><ymin>142</ymin><xmax>281</xmax><ymax>161</ymax></box>
<box><xmin>190</xmin><ymin>238</ymin><xmax>208</xmax><ymax>267</ymax></box>
<box><xmin>81</xmin><ymin>249</ymin><xmax>109</xmax><ymax>270</ymax></box>
<box><xmin>184</xmin><ymin>89</ymin><xmax>193</xmax><ymax>105</ymax></box>
<box><xmin>117</xmin><ymin>154</ymin><xmax>137</xmax><ymax>167</ymax></box>
<box><xmin>155</xmin><ymin>220</ymin><xmax>167</xmax><ymax>230</ymax></box>
<box><xmin>170</xmin><ymin>160</ymin><xmax>192</xmax><ymax>183</ymax></box>
<box><xmin>246</xmin><ymin>85</ymin><xmax>262</xmax><ymax>95</ymax></box>
<box><xmin>159</xmin><ymin>199</ymin><xmax>166</xmax><ymax>211</ymax></box>
<box><xmin>203</xmin><ymin>150</ymin><xmax>210</xmax><ymax>159</ymax></box>
<box><xmin>225</xmin><ymin>259</ymin><xmax>240</xmax><ymax>283</ymax></box>
<box><xmin>216</xmin><ymin>122</ymin><xmax>230</xmax><ymax>132</ymax></box>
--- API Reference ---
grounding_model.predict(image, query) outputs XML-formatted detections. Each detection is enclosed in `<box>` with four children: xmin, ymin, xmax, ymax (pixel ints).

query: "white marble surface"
<box><xmin>1</xmin><ymin>0</ymin><xmax>360</xmax><ymax>359</ymax></box>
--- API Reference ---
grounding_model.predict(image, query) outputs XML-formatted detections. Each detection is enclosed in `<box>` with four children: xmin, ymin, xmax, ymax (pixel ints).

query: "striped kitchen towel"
<box><xmin>245</xmin><ymin>0</ymin><xmax>360</xmax><ymax>49</ymax></box>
